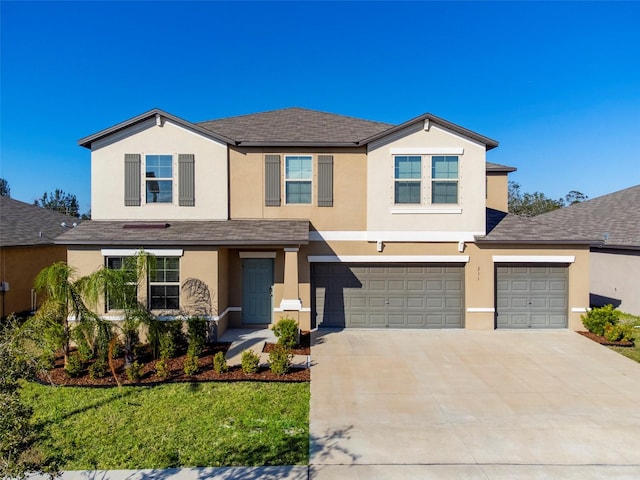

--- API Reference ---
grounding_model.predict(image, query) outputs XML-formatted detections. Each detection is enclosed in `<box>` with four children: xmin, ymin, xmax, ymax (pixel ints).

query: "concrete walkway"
<box><xmin>221</xmin><ymin>328</ymin><xmax>309</xmax><ymax>369</ymax></box>
<box><xmin>309</xmin><ymin>329</ymin><xmax>640</xmax><ymax>479</ymax></box>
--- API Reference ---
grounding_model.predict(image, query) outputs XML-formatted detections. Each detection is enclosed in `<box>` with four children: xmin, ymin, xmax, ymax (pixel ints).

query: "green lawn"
<box><xmin>608</xmin><ymin>312</ymin><xmax>640</xmax><ymax>363</ymax></box>
<box><xmin>21</xmin><ymin>381</ymin><xmax>309</xmax><ymax>470</ymax></box>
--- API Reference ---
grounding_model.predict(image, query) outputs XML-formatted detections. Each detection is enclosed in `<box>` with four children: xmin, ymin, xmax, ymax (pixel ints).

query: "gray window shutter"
<box><xmin>265</xmin><ymin>155</ymin><xmax>281</xmax><ymax>206</ymax></box>
<box><xmin>317</xmin><ymin>155</ymin><xmax>334</xmax><ymax>207</ymax></box>
<box><xmin>178</xmin><ymin>154</ymin><xmax>195</xmax><ymax>206</ymax></box>
<box><xmin>124</xmin><ymin>154</ymin><xmax>141</xmax><ymax>206</ymax></box>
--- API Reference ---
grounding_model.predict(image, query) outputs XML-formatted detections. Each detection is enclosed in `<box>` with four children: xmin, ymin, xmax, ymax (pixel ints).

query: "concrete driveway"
<box><xmin>310</xmin><ymin>329</ymin><xmax>640</xmax><ymax>479</ymax></box>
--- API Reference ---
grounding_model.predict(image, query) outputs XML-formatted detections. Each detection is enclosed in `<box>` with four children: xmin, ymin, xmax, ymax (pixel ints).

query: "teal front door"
<box><xmin>242</xmin><ymin>258</ymin><xmax>274</xmax><ymax>324</ymax></box>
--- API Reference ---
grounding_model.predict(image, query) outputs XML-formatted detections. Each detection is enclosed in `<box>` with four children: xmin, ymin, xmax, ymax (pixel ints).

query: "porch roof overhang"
<box><xmin>55</xmin><ymin>219</ymin><xmax>310</xmax><ymax>246</ymax></box>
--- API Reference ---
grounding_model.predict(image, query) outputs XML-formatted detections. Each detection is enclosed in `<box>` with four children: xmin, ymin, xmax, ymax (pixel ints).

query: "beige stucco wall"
<box><xmin>367</xmin><ymin>122</ymin><xmax>487</xmax><ymax>235</ymax></box>
<box><xmin>590</xmin><ymin>250</ymin><xmax>640</xmax><ymax>315</ymax></box>
<box><xmin>90</xmin><ymin>118</ymin><xmax>228</xmax><ymax>221</ymax></box>
<box><xmin>486</xmin><ymin>172</ymin><xmax>509</xmax><ymax>212</ymax></box>
<box><xmin>229</xmin><ymin>146</ymin><xmax>367</xmax><ymax>231</ymax></box>
<box><xmin>0</xmin><ymin>245</ymin><xmax>68</xmax><ymax>317</ymax></box>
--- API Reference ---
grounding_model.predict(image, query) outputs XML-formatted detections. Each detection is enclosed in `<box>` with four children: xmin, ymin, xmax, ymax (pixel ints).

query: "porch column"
<box><xmin>280</xmin><ymin>247</ymin><xmax>302</xmax><ymax>310</ymax></box>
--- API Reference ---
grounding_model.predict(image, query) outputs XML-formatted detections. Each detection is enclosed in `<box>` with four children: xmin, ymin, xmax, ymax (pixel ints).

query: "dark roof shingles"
<box><xmin>0</xmin><ymin>197</ymin><xmax>81</xmax><ymax>247</ymax></box>
<box><xmin>56</xmin><ymin>219</ymin><xmax>310</xmax><ymax>246</ymax></box>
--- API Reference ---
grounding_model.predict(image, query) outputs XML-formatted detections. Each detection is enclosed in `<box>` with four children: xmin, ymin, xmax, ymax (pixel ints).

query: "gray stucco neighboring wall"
<box><xmin>590</xmin><ymin>249</ymin><xmax>640</xmax><ymax>315</ymax></box>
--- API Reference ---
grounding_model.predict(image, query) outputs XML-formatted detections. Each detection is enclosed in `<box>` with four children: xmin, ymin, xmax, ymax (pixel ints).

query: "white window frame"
<box><xmin>394</xmin><ymin>155</ymin><xmax>422</xmax><ymax>205</ymax></box>
<box><xmin>144</xmin><ymin>154</ymin><xmax>174</xmax><ymax>204</ymax></box>
<box><xmin>284</xmin><ymin>155</ymin><xmax>313</xmax><ymax>205</ymax></box>
<box><xmin>148</xmin><ymin>257</ymin><xmax>180</xmax><ymax>311</ymax></box>
<box><xmin>105</xmin><ymin>256</ymin><xmax>138</xmax><ymax>312</ymax></box>
<box><xmin>431</xmin><ymin>155</ymin><xmax>459</xmax><ymax>205</ymax></box>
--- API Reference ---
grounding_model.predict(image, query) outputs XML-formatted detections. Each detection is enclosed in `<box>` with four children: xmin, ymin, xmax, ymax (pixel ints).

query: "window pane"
<box><xmin>146</xmin><ymin>155</ymin><xmax>173</xmax><ymax>178</ymax></box>
<box><xmin>286</xmin><ymin>181</ymin><xmax>312</xmax><ymax>204</ymax></box>
<box><xmin>146</xmin><ymin>180</ymin><xmax>172</xmax><ymax>203</ymax></box>
<box><xmin>150</xmin><ymin>286</ymin><xmax>180</xmax><ymax>310</ymax></box>
<box><xmin>395</xmin><ymin>156</ymin><xmax>421</xmax><ymax>179</ymax></box>
<box><xmin>432</xmin><ymin>156</ymin><xmax>458</xmax><ymax>179</ymax></box>
<box><xmin>395</xmin><ymin>181</ymin><xmax>421</xmax><ymax>204</ymax></box>
<box><xmin>106</xmin><ymin>257</ymin><xmax>137</xmax><ymax>310</ymax></box>
<box><xmin>286</xmin><ymin>156</ymin><xmax>312</xmax><ymax>179</ymax></box>
<box><xmin>432</xmin><ymin>181</ymin><xmax>458</xmax><ymax>204</ymax></box>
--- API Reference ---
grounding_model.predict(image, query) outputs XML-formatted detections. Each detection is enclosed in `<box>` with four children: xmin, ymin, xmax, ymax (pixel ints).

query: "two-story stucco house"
<box><xmin>58</xmin><ymin>108</ymin><xmax>596</xmax><ymax>336</ymax></box>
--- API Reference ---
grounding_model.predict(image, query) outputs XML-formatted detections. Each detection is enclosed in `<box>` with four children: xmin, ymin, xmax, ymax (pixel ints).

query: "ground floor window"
<box><xmin>105</xmin><ymin>257</ymin><xmax>138</xmax><ymax>311</ymax></box>
<box><xmin>149</xmin><ymin>257</ymin><xmax>180</xmax><ymax>310</ymax></box>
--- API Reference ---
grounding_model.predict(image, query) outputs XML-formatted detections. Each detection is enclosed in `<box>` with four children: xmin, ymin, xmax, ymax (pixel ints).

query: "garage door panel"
<box><xmin>496</xmin><ymin>265</ymin><xmax>568</xmax><ymax>329</ymax></box>
<box><xmin>313</xmin><ymin>263</ymin><xmax>464</xmax><ymax>328</ymax></box>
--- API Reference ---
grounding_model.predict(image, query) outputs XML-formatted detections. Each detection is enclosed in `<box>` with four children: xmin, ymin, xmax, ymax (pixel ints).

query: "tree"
<box><xmin>34</xmin><ymin>189</ymin><xmax>79</xmax><ymax>217</ymax></box>
<box><xmin>0</xmin><ymin>178</ymin><xmax>9</xmax><ymax>197</ymax></box>
<box><xmin>508</xmin><ymin>182</ymin><xmax>588</xmax><ymax>217</ymax></box>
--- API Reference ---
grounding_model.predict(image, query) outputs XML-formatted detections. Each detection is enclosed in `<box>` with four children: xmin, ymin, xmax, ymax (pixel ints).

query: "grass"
<box><xmin>21</xmin><ymin>381</ymin><xmax>309</xmax><ymax>470</ymax></box>
<box><xmin>608</xmin><ymin>311</ymin><xmax>640</xmax><ymax>363</ymax></box>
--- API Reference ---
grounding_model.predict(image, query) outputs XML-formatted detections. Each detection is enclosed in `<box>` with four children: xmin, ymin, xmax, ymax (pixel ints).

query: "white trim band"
<box><xmin>492</xmin><ymin>255</ymin><xmax>575</xmax><ymax>263</ymax></box>
<box><xmin>213</xmin><ymin>306</ymin><xmax>241</xmax><ymax>321</ymax></box>
<box><xmin>279</xmin><ymin>299</ymin><xmax>303</xmax><ymax>311</ymax></box>
<box><xmin>101</xmin><ymin>248</ymin><xmax>183</xmax><ymax>257</ymax></box>
<box><xmin>308</xmin><ymin>255</ymin><xmax>469</xmax><ymax>263</ymax></box>
<box><xmin>390</xmin><ymin>208</ymin><xmax>462</xmax><ymax>214</ymax></box>
<box><xmin>390</xmin><ymin>147</ymin><xmax>464</xmax><ymax>155</ymax></box>
<box><xmin>571</xmin><ymin>307</ymin><xmax>588</xmax><ymax>313</ymax></box>
<box><xmin>309</xmin><ymin>231</ymin><xmax>482</xmax><ymax>242</ymax></box>
<box><xmin>466</xmin><ymin>308</ymin><xmax>496</xmax><ymax>313</ymax></box>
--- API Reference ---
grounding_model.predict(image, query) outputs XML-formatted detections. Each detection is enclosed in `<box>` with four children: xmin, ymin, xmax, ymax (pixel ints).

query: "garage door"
<box><xmin>312</xmin><ymin>264</ymin><xmax>464</xmax><ymax>328</ymax></box>
<box><xmin>496</xmin><ymin>265</ymin><xmax>568</xmax><ymax>328</ymax></box>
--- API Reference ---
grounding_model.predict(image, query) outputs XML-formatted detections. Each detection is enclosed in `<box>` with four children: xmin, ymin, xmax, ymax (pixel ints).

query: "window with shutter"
<box><xmin>124</xmin><ymin>154</ymin><xmax>141</xmax><ymax>206</ymax></box>
<box><xmin>178</xmin><ymin>154</ymin><xmax>195</xmax><ymax>206</ymax></box>
<box><xmin>317</xmin><ymin>155</ymin><xmax>333</xmax><ymax>207</ymax></box>
<box><xmin>265</xmin><ymin>155</ymin><xmax>281</xmax><ymax>206</ymax></box>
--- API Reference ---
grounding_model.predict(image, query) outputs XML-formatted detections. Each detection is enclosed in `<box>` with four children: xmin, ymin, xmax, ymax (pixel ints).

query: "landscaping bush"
<box><xmin>187</xmin><ymin>316</ymin><xmax>207</xmax><ymax>357</ymax></box>
<box><xmin>604</xmin><ymin>323</ymin><xmax>634</xmax><ymax>343</ymax></box>
<box><xmin>273</xmin><ymin>316</ymin><xmax>298</xmax><ymax>350</ymax></box>
<box><xmin>213</xmin><ymin>351</ymin><xmax>228</xmax><ymax>374</ymax></box>
<box><xmin>159</xmin><ymin>328</ymin><xmax>178</xmax><ymax>360</ymax></box>
<box><xmin>72</xmin><ymin>328</ymin><xmax>94</xmax><ymax>362</ymax></box>
<box><xmin>125</xmin><ymin>361</ymin><xmax>143</xmax><ymax>382</ymax></box>
<box><xmin>241</xmin><ymin>350</ymin><xmax>259</xmax><ymax>374</ymax></box>
<box><xmin>269</xmin><ymin>343</ymin><xmax>292</xmax><ymax>376</ymax></box>
<box><xmin>64</xmin><ymin>352</ymin><xmax>84</xmax><ymax>378</ymax></box>
<box><xmin>582</xmin><ymin>304</ymin><xmax>620</xmax><ymax>336</ymax></box>
<box><xmin>89</xmin><ymin>358</ymin><xmax>109</xmax><ymax>379</ymax></box>
<box><xmin>183</xmin><ymin>354</ymin><xmax>199</xmax><ymax>376</ymax></box>
<box><xmin>155</xmin><ymin>359</ymin><xmax>169</xmax><ymax>379</ymax></box>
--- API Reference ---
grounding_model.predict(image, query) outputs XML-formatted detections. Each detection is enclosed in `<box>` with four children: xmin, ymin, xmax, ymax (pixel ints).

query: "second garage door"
<box><xmin>312</xmin><ymin>264</ymin><xmax>464</xmax><ymax>328</ymax></box>
<box><xmin>496</xmin><ymin>265</ymin><xmax>568</xmax><ymax>328</ymax></box>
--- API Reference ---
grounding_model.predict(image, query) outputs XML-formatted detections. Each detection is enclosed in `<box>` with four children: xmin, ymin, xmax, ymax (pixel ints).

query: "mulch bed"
<box><xmin>578</xmin><ymin>330</ymin><xmax>635</xmax><ymax>347</ymax></box>
<box><xmin>263</xmin><ymin>330</ymin><xmax>311</xmax><ymax>355</ymax></box>
<box><xmin>41</xmin><ymin>340</ymin><xmax>310</xmax><ymax>387</ymax></box>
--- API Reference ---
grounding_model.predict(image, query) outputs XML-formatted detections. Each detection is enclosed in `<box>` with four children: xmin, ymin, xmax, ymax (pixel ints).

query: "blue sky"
<box><xmin>1</xmin><ymin>1</ymin><xmax>639</xmax><ymax>214</ymax></box>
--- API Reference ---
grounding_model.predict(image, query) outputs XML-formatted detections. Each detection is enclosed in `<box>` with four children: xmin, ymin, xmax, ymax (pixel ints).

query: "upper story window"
<box><xmin>145</xmin><ymin>155</ymin><xmax>173</xmax><ymax>203</ymax></box>
<box><xmin>149</xmin><ymin>257</ymin><xmax>180</xmax><ymax>310</ymax></box>
<box><xmin>394</xmin><ymin>156</ymin><xmax>421</xmax><ymax>204</ymax></box>
<box><xmin>285</xmin><ymin>155</ymin><xmax>312</xmax><ymax>204</ymax></box>
<box><xmin>431</xmin><ymin>156</ymin><xmax>458</xmax><ymax>204</ymax></box>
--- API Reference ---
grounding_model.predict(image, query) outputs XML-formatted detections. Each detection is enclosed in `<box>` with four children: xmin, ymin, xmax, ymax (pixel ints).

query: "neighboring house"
<box><xmin>535</xmin><ymin>185</ymin><xmax>640</xmax><ymax>315</ymax></box>
<box><xmin>0</xmin><ymin>196</ymin><xmax>80</xmax><ymax>318</ymax></box>
<box><xmin>57</xmin><ymin>108</ymin><xmax>596</xmax><ymax>335</ymax></box>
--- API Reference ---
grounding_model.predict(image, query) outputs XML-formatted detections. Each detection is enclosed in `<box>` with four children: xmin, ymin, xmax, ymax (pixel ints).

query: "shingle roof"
<box><xmin>56</xmin><ymin>220</ymin><xmax>310</xmax><ymax>246</ymax></box>
<box><xmin>197</xmin><ymin>107</ymin><xmax>393</xmax><ymax>145</ymax></box>
<box><xmin>534</xmin><ymin>184</ymin><xmax>640</xmax><ymax>249</ymax></box>
<box><xmin>476</xmin><ymin>208</ymin><xmax>600</xmax><ymax>245</ymax></box>
<box><xmin>0</xmin><ymin>196</ymin><xmax>81</xmax><ymax>247</ymax></box>
<box><xmin>486</xmin><ymin>162</ymin><xmax>517</xmax><ymax>173</ymax></box>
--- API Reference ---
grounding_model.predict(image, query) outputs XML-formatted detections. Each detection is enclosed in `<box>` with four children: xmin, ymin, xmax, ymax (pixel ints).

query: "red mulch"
<box><xmin>41</xmin><ymin>341</ymin><xmax>310</xmax><ymax>387</ymax></box>
<box><xmin>578</xmin><ymin>330</ymin><xmax>635</xmax><ymax>347</ymax></box>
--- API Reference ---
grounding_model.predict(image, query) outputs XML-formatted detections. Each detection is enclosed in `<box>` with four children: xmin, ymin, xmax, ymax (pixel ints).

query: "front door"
<box><xmin>242</xmin><ymin>258</ymin><xmax>274</xmax><ymax>324</ymax></box>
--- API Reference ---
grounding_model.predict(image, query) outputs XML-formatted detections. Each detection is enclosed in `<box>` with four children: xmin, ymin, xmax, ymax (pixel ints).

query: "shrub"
<box><xmin>183</xmin><ymin>354</ymin><xmax>199</xmax><ymax>376</ymax></box>
<box><xmin>273</xmin><ymin>316</ymin><xmax>298</xmax><ymax>350</ymax></box>
<box><xmin>187</xmin><ymin>316</ymin><xmax>208</xmax><ymax>357</ymax></box>
<box><xmin>126</xmin><ymin>361</ymin><xmax>143</xmax><ymax>382</ymax></box>
<box><xmin>269</xmin><ymin>343</ymin><xmax>292</xmax><ymax>375</ymax></box>
<box><xmin>241</xmin><ymin>350</ymin><xmax>260</xmax><ymax>374</ymax></box>
<box><xmin>110</xmin><ymin>339</ymin><xmax>123</xmax><ymax>359</ymax></box>
<box><xmin>89</xmin><ymin>358</ymin><xmax>109</xmax><ymax>379</ymax></box>
<box><xmin>604</xmin><ymin>323</ymin><xmax>635</xmax><ymax>343</ymax></box>
<box><xmin>582</xmin><ymin>304</ymin><xmax>620</xmax><ymax>336</ymax></box>
<box><xmin>64</xmin><ymin>352</ymin><xmax>84</xmax><ymax>378</ymax></box>
<box><xmin>72</xmin><ymin>327</ymin><xmax>95</xmax><ymax>362</ymax></box>
<box><xmin>159</xmin><ymin>329</ymin><xmax>178</xmax><ymax>360</ymax></box>
<box><xmin>155</xmin><ymin>358</ymin><xmax>169</xmax><ymax>378</ymax></box>
<box><xmin>213</xmin><ymin>351</ymin><xmax>228</xmax><ymax>374</ymax></box>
